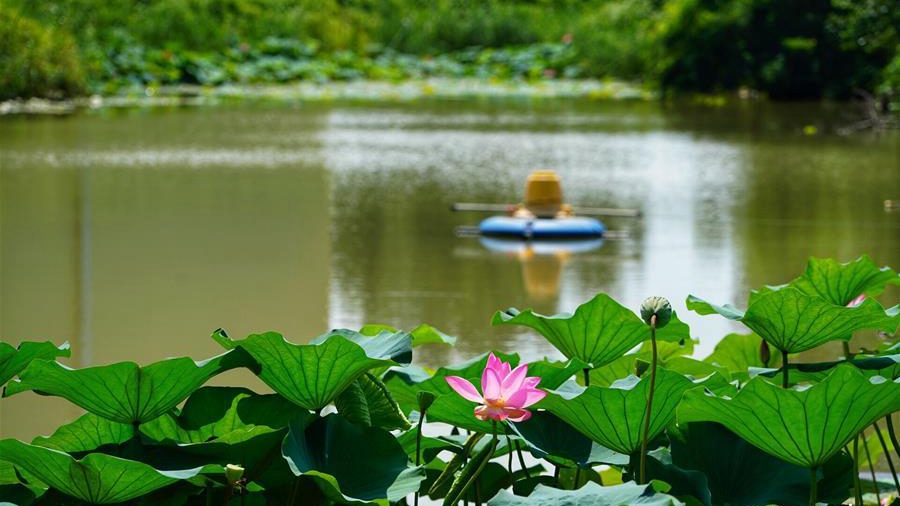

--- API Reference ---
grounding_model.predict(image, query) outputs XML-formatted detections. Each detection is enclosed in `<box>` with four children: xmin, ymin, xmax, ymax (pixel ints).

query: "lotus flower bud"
<box><xmin>225</xmin><ymin>464</ymin><xmax>244</xmax><ymax>484</ymax></box>
<box><xmin>417</xmin><ymin>391</ymin><xmax>437</xmax><ymax>413</ymax></box>
<box><xmin>759</xmin><ymin>340</ymin><xmax>771</xmax><ymax>367</ymax></box>
<box><xmin>640</xmin><ymin>296</ymin><xmax>672</xmax><ymax>328</ymax></box>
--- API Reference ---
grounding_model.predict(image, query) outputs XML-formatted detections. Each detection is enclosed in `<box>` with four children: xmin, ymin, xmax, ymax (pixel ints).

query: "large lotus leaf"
<box><xmin>383</xmin><ymin>351</ymin><xmax>520</xmax><ymax>414</ymax></box>
<box><xmin>33</xmin><ymin>412</ymin><xmax>134</xmax><ymax>453</ymax></box>
<box><xmin>688</xmin><ymin>288</ymin><xmax>899</xmax><ymax>353</ymax></box>
<box><xmin>140</xmin><ymin>386</ymin><xmax>308</xmax><ymax>444</ymax></box>
<box><xmin>508</xmin><ymin>411</ymin><xmax>628</xmax><ymax>469</ymax></box>
<box><xmin>213</xmin><ymin>329</ymin><xmax>412</xmax><ymax>411</ymax></box>
<box><xmin>537</xmin><ymin>368</ymin><xmax>699</xmax><ymax>455</ymax></box>
<box><xmin>492</xmin><ymin>293</ymin><xmax>691</xmax><ymax>368</ymax></box>
<box><xmin>488</xmin><ymin>481</ymin><xmax>685</xmax><ymax>506</ymax></box>
<box><xmin>0</xmin><ymin>341</ymin><xmax>70</xmax><ymax>387</ymax></box>
<box><xmin>360</xmin><ymin>323</ymin><xmax>457</xmax><ymax>347</ymax></box>
<box><xmin>751</xmin><ymin>255</ymin><xmax>899</xmax><ymax>306</ymax></box>
<box><xmin>3</xmin><ymin>350</ymin><xmax>252</xmax><ymax>424</ymax></box>
<box><xmin>703</xmin><ymin>333</ymin><xmax>782</xmax><ymax>373</ymax></box>
<box><xmin>678</xmin><ymin>366</ymin><xmax>900</xmax><ymax>468</ymax></box>
<box><xmin>334</xmin><ymin>372</ymin><xmax>411</xmax><ymax>430</ymax></box>
<box><xmin>0</xmin><ymin>460</ymin><xmax>45</xmax><ymax>505</ymax></box>
<box><xmin>0</xmin><ymin>439</ymin><xmax>208</xmax><ymax>504</ymax></box>
<box><xmin>282</xmin><ymin>414</ymin><xmax>424</xmax><ymax>505</ymax></box>
<box><xmin>668</xmin><ymin>422</ymin><xmax>853</xmax><ymax>506</ymax></box>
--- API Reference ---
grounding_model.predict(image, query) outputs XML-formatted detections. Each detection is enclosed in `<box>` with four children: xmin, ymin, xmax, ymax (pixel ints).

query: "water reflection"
<box><xmin>1</xmin><ymin>100</ymin><xmax>897</xmax><ymax>440</ymax></box>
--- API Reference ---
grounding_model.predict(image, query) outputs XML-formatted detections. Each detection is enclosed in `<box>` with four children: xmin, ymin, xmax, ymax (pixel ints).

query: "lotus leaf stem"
<box><xmin>415</xmin><ymin>406</ymin><xmax>428</xmax><ymax>506</ymax></box>
<box><xmin>887</xmin><ymin>415</ymin><xmax>900</xmax><ymax>464</ymax></box>
<box><xmin>781</xmin><ymin>349</ymin><xmax>789</xmax><ymax>388</ymax></box>
<box><xmin>872</xmin><ymin>421</ymin><xmax>900</xmax><ymax>491</ymax></box>
<box><xmin>808</xmin><ymin>466</ymin><xmax>817</xmax><ymax>506</ymax></box>
<box><xmin>639</xmin><ymin>314</ymin><xmax>658</xmax><ymax>484</ymax></box>
<box><xmin>853</xmin><ymin>435</ymin><xmax>864</xmax><ymax>505</ymax></box>
<box><xmin>515</xmin><ymin>440</ymin><xmax>532</xmax><ymax>481</ymax></box>
<box><xmin>862</xmin><ymin>428</ymin><xmax>881</xmax><ymax>504</ymax></box>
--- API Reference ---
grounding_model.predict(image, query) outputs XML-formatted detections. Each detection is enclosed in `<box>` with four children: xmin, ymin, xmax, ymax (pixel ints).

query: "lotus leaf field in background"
<box><xmin>1</xmin><ymin>255</ymin><xmax>898</xmax><ymax>506</ymax></box>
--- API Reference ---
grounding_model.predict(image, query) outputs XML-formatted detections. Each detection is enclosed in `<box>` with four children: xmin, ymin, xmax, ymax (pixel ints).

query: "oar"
<box><xmin>450</xmin><ymin>203</ymin><xmax>642</xmax><ymax>218</ymax></box>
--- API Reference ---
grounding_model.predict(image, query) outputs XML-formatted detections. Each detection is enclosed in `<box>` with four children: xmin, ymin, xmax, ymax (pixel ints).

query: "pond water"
<box><xmin>1</xmin><ymin>99</ymin><xmax>898</xmax><ymax>440</ymax></box>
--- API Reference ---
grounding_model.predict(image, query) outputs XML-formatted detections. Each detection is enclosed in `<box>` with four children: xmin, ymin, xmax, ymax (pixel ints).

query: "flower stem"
<box><xmin>808</xmin><ymin>466</ymin><xmax>817</xmax><ymax>506</ymax></box>
<box><xmin>781</xmin><ymin>350</ymin><xmax>789</xmax><ymax>388</ymax></box>
<box><xmin>872</xmin><ymin>420</ymin><xmax>900</xmax><ymax>492</ymax></box>
<box><xmin>639</xmin><ymin>314</ymin><xmax>658</xmax><ymax>485</ymax></box>
<box><xmin>414</xmin><ymin>407</ymin><xmax>427</xmax><ymax>506</ymax></box>
<box><xmin>862</xmin><ymin>428</ymin><xmax>881</xmax><ymax>505</ymax></box>
<box><xmin>886</xmin><ymin>415</ymin><xmax>900</xmax><ymax>463</ymax></box>
<box><xmin>515</xmin><ymin>440</ymin><xmax>532</xmax><ymax>481</ymax></box>
<box><xmin>853</xmin><ymin>435</ymin><xmax>863</xmax><ymax>505</ymax></box>
<box><xmin>506</xmin><ymin>434</ymin><xmax>513</xmax><ymax>474</ymax></box>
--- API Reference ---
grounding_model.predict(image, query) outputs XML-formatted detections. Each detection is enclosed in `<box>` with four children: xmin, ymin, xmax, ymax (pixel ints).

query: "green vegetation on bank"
<box><xmin>0</xmin><ymin>0</ymin><xmax>898</xmax><ymax>107</ymax></box>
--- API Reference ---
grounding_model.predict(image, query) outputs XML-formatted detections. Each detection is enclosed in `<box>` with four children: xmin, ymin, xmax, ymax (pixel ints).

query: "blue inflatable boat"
<box><xmin>479</xmin><ymin>216</ymin><xmax>605</xmax><ymax>239</ymax></box>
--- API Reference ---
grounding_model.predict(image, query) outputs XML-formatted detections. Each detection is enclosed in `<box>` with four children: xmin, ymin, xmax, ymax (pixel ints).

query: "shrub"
<box><xmin>0</xmin><ymin>7</ymin><xmax>85</xmax><ymax>100</ymax></box>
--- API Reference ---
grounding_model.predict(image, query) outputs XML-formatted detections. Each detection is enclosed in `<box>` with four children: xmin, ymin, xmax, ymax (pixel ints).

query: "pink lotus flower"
<box><xmin>445</xmin><ymin>353</ymin><xmax>546</xmax><ymax>422</ymax></box>
<box><xmin>847</xmin><ymin>294</ymin><xmax>866</xmax><ymax>307</ymax></box>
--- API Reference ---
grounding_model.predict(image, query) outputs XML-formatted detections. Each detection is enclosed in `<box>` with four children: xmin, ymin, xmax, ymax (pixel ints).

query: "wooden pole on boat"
<box><xmin>450</xmin><ymin>203</ymin><xmax>642</xmax><ymax>218</ymax></box>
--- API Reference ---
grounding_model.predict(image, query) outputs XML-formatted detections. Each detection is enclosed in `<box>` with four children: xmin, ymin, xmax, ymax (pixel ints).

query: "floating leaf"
<box><xmin>678</xmin><ymin>366</ymin><xmax>900</xmax><ymax>468</ymax></box>
<box><xmin>0</xmin><ymin>440</ymin><xmax>207</xmax><ymax>504</ymax></box>
<box><xmin>213</xmin><ymin>329</ymin><xmax>412</xmax><ymax>412</ymax></box>
<box><xmin>488</xmin><ymin>481</ymin><xmax>685</xmax><ymax>506</ymax></box>
<box><xmin>538</xmin><ymin>368</ymin><xmax>700</xmax><ymax>455</ymax></box>
<box><xmin>508</xmin><ymin>411</ymin><xmax>628</xmax><ymax>469</ymax></box>
<box><xmin>0</xmin><ymin>341</ymin><xmax>70</xmax><ymax>387</ymax></box>
<box><xmin>492</xmin><ymin>293</ymin><xmax>691</xmax><ymax>368</ymax></box>
<box><xmin>335</xmin><ymin>373</ymin><xmax>411</xmax><ymax>430</ymax></box>
<box><xmin>688</xmin><ymin>288</ymin><xmax>899</xmax><ymax>353</ymax></box>
<box><xmin>752</xmin><ymin>255</ymin><xmax>899</xmax><ymax>306</ymax></box>
<box><xmin>282</xmin><ymin>414</ymin><xmax>424</xmax><ymax>505</ymax></box>
<box><xmin>4</xmin><ymin>350</ymin><xmax>253</xmax><ymax>424</ymax></box>
<box><xmin>33</xmin><ymin>413</ymin><xmax>134</xmax><ymax>453</ymax></box>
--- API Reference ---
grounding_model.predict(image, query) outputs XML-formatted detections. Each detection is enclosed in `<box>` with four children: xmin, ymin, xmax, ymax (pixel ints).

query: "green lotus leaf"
<box><xmin>282</xmin><ymin>414</ymin><xmax>424</xmax><ymax>505</ymax></box>
<box><xmin>335</xmin><ymin>372</ymin><xmax>411</xmax><ymax>430</ymax></box>
<box><xmin>751</xmin><ymin>255</ymin><xmax>899</xmax><ymax>306</ymax></box>
<box><xmin>677</xmin><ymin>366</ymin><xmax>900</xmax><ymax>468</ymax></box>
<box><xmin>212</xmin><ymin>329</ymin><xmax>412</xmax><ymax>411</ymax></box>
<box><xmin>508</xmin><ymin>411</ymin><xmax>628</xmax><ymax>469</ymax></box>
<box><xmin>140</xmin><ymin>386</ymin><xmax>308</xmax><ymax>444</ymax></box>
<box><xmin>492</xmin><ymin>293</ymin><xmax>691</xmax><ymax>368</ymax></box>
<box><xmin>33</xmin><ymin>413</ymin><xmax>134</xmax><ymax>453</ymax></box>
<box><xmin>488</xmin><ymin>481</ymin><xmax>685</xmax><ymax>506</ymax></box>
<box><xmin>519</xmin><ymin>358</ymin><xmax>589</xmax><ymax>390</ymax></box>
<box><xmin>425</xmin><ymin>391</ymin><xmax>496</xmax><ymax>433</ymax></box>
<box><xmin>703</xmin><ymin>333</ymin><xmax>781</xmax><ymax>373</ymax></box>
<box><xmin>3</xmin><ymin>349</ymin><xmax>253</xmax><ymax>424</ymax></box>
<box><xmin>688</xmin><ymin>288</ymin><xmax>899</xmax><ymax>353</ymax></box>
<box><xmin>360</xmin><ymin>323</ymin><xmax>457</xmax><ymax>346</ymax></box>
<box><xmin>0</xmin><ymin>460</ymin><xmax>45</xmax><ymax>505</ymax></box>
<box><xmin>0</xmin><ymin>341</ymin><xmax>70</xmax><ymax>387</ymax></box>
<box><xmin>0</xmin><ymin>439</ymin><xmax>208</xmax><ymax>504</ymax></box>
<box><xmin>667</xmin><ymin>422</ymin><xmax>853</xmax><ymax>506</ymax></box>
<box><xmin>537</xmin><ymin>368</ymin><xmax>701</xmax><ymax>455</ymax></box>
<box><xmin>587</xmin><ymin>354</ymin><xmax>638</xmax><ymax>387</ymax></box>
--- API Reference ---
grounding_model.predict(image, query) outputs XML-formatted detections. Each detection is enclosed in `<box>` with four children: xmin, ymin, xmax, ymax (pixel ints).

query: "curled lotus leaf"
<box><xmin>492</xmin><ymin>293</ymin><xmax>691</xmax><ymax>368</ymax></box>
<box><xmin>212</xmin><ymin>329</ymin><xmax>412</xmax><ymax>411</ymax></box>
<box><xmin>0</xmin><ymin>340</ymin><xmax>70</xmax><ymax>387</ymax></box>
<box><xmin>677</xmin><ymin>365</ymin><xmax>900</xmax><ymax>468</ymax></box>
<box><xmin>537</xmin><ymin>368</ymin><xmax>714</xmax><ymax>455</ymax></box>
<box><xmin>3</xmin><ymin>349</ymin><xmax>253</xmax><ymax>424</ymax></box>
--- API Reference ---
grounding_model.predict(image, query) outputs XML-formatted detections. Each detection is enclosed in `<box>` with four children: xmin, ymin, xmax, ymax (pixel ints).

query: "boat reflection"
<box><xmin>478</xmin><ymin>237</ymin><xmax>604</xmax><ymax>298</ymax></box>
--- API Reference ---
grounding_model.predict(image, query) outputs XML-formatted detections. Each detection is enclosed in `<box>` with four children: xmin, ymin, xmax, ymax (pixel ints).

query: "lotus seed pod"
<box><xmin>225</xmin><ymin>464</ymin><xmax>244</xmax><ymax>484</ymax></box>
<box><xmin>640</xmin><ymin>296</ymin><xmax>672</xmax><ymax>328</ymax></box>
<box><xmin>417</xmin><ymin>391</ymin><xmax>437</xmax><ymax>413</ymax></box>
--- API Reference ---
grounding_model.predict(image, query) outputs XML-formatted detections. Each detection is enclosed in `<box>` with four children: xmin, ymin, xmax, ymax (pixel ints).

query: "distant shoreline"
<box><xmin>0</xmin><ymin>78</ymin><xmax>655</xmax><ymax>115</ymax></box>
